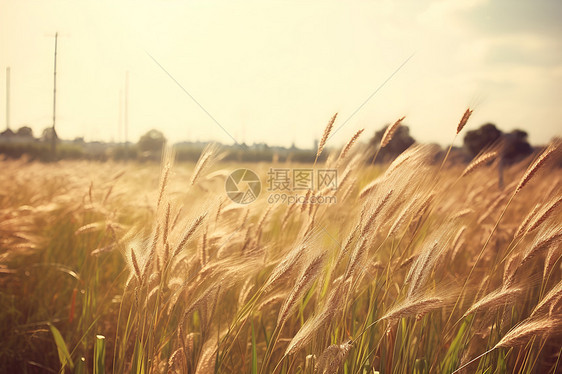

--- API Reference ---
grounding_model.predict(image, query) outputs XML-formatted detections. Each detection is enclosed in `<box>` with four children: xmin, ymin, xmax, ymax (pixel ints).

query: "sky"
<box><xmin>1</xmin><ymin>0</ymin><xmax>561</xmax><ymax>149</ymax></box>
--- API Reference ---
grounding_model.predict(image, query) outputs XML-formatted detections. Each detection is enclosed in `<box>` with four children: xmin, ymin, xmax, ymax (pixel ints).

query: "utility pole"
<box><xmin>51</xmin><ymin>32</ymin><xmax>58</xmax><ymax>160</ymax></box>
<box><xmin>5</xmin><ymin>67</ymin><xmax>9</xmax><ymax>131</ymax></box>
<box><xmin>118</xmin><ymin>89</ymin><xmax>123</xmax><ymax>144</ymax></box>
<box><xmin>124</xmin><ymin>71</ymin><xmax>129</xmax><ymax>157</ymax></box>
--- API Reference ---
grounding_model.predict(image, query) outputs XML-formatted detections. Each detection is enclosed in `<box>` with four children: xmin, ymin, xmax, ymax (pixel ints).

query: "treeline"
<box><xmin>0</xmin><ymin>122</ymin><xmax>553</xmax><ymax>164</ymax></box>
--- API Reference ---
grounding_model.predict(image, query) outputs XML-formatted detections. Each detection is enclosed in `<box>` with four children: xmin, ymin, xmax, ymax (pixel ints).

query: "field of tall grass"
<box><xmin>1</xmin><ymin>117</ymin><xmax>561</xmax><ymax>373</ymax></box>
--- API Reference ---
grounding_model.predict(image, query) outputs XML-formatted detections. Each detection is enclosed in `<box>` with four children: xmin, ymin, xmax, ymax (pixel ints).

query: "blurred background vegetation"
<box><xmin>0</xmin><ymin>121</ymin><xmax>541</xmax><ymax>164</ymax></box>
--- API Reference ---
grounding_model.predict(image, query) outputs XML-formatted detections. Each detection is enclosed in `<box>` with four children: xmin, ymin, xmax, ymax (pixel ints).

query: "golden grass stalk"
<box><xmin>544</xmin><ymin>245</ymin><xmax>561</xmax><ymax>281</ymax></box>
<box><xmin>461</xmin><ymin>151</ymin><xmax>498</xmax><ymax>178</ymax></box>
<box><xmin>380</xmin><ymin>296</ymin><xmax>444</xmax><ymax>322</ymax></box>
<box><xmin>162</xmin><ymin>203</ymin><xmax>171</xmax><ymax>245</ymax></box>
<box><xmin>454</xmin><ymin>316</ymin><xmax>562</xmax><ymax>373</ymax></box>
<box><xmin>359</xmin><ymin>178</ymin><xmax>381</xmax><ymax>199</ymax></box>
<box><xmin>515</xmin><ymin>140</ymin><xmax>560</xmax><ymax>194</ymax></box>
<box><xmin>456</xmin><ymin>108</ymin><xmax>473</xmax><ymax>135</ymax></box>
<box><xmin>494</xmin><ymin>316</ymin><xmax>562</xmax><ymax>348</ymax></box>
<box><xmin>173</xmin><ymin>213</ymin><xmax>207</xmax><ymax>257</ymax></box>
<box><xmin>338</xmin><ymin>129</ymin><xmax>364</xmax><ymax>162</ymax></box>
<box><xmin>361</xmin><ymin>189</ymin><xmax>394</xmax><ymax>236</ymax></box>
<box><xmin>381</xmin><ymin>117</ymin><xmax>405</xmax><ymax>148</ymax></box>
<box><xmin>314</xmin><ymin>340</ymin><xmax>354</xmax><ymax>374</ymax></box>
<box><xmin>530</xmin><ymin>280</ymin><xmax>562</xmax><ymax>317</ymax></box>
<box><xmin>520</xmin><ymin>228</ymin><xmax>562</xmax><ymax>267</ymax></box>
<box><xmin>514</xmin><ymin>203</ymin><xmax>541</xmax><ymax>239</ymax></box>
<box><xmin>263</xmin><ymin>244</ymin><xmax>306</xmax><ymax>291</ymax></box>
<box><xmin>130</xmin><ymin>248</ymin><xmax>142</xmax><ymax>283</ymax></box>
<box><xmin>462</xmin><ymin>287</ymin><xmax>522</xmax><ymax>318</ymax></box>
<box><xmin>344</xmin><ymin>238</ymin><xmax>367</xmax><ymax>281</ymax></box>
<box><xmin>314</xmin><ymin>113</ymin><xmax>338</xmax><ymax>166</ymax></box>
<box><xmin>284</xmin><ymin>309</ymin><xmax>332</xmax><ymax>356</ymax></box>
<box><xmin>301</xmin><ymin>189</ymin><xmax>312</xmax><ymax>213</ymax></box>
<box><xmin>525</xmin><ymin>196</ymin><xmax>562</xmax><ymax>234</ymax></box>
<box><xmin>277</xmin><ymin>253</ymin><xmax>325</xmax><ymax>326</ymax></box>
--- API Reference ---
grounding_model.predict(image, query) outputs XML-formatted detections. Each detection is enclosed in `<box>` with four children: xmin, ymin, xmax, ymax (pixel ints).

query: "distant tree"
<box><xmin>502</xmin><ymin>129</ymin><xmax>532</xmax><ymax>163</ymax></box>
<box><xmin>40</xmin><ymin>127</ymin><xmax>58</xmax><ymax>143</ymax></box>
<box><xmin>368</xmin><ymin>124</ymin><xmax>415</xmax><ymax>162</ymax></box>
<box><xmin>463</xmin><ymin>123</ymin><xmax>532</xmax><ymax>162</ymax></box>
<box><xmin>463</xmin><ymin>123</ymin><xmax>502</xmax><ymax>157</ymax></box>
<box><xmin>138</xmin><ymin>129</ymin><xmax>166</xmax><ymax>154</ymax></box>
<box><xmin>16</xmin><ymin>126</ymin><xmax>33</xmax><ymax>138</ymax></box>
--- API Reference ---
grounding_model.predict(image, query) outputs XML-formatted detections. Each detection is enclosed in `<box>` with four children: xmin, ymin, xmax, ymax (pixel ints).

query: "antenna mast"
<box><xmin>51</xmin><ymin>32</ymin><xmax>58</xmax><ymax>159</ymax></box>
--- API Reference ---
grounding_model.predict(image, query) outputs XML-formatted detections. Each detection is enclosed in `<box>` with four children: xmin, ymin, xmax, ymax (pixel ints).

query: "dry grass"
<box><xmin>0</xmin><ymin>131</ymin><xmax>561</xmax><ymax>373</ymax></box>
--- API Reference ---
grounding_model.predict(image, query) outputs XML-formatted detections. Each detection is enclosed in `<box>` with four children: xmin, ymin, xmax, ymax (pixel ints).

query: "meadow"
<box><xmin>0</xmin><ymin>122</ymin><xmax>561</xmax><ymax>373</ymax></box>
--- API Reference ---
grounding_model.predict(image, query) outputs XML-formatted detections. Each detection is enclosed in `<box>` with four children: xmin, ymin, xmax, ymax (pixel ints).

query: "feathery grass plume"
<box><xmin>301</xmin><ymin>189</ymin><xmax>312</xmax><ymax>213</ymax></box>
<box><xmin>156</xmin><ymin>164</ymin><xmax>171</xmax><ymax>211</ymax></box>
<box><xmin>477</xmin><ymin>192</ymin><xmax>509</xmax><ymax>225</ymax></box>
<box><xmin>314</xmin><ymin>340</ymin><xmax>354</xmax><ymax>374</ymax></box>
<box><xmin>454</xmin><ymin>316</ymin><xmax>562</xmax><ymax>373</ymax></box>
<box><xmin>450</xmin><ymin>226</ymin><xmax>466</xmax><ymax>261</ymax></box>
<box><xmin>494</xmin><ymin>316</ymin><xmax>562</xmax><ymax>348</ymax></box>
<box><xmin>285</xmin><ymin>309</ymin><xmax>332</xmax><ymax>356</ymax></box>
<box><xmin>280</xmin><ymin>203</ymin><xmax>296</xmax><ymax>231</ymax></box>
<box><xmin>387</xmin><ymin>198</ymin><xmax>418</xmax><ymax>238</ymax></box>
<box><xmin>531</xmin><ymin>280</ymin><xmax>562</xmax><ymax>317</ymax></box>
<box><xmin>190</xmin><ymin>144</ymin><xmax>220</xmax><ymax>186</ymax></box>
<box><xmin>344</xmin><ymin>238</ymin><xmax>368</xmax><ymax>280</ymax></box>
<box><xmin>515</xmin><ymin>140</ymin><xmax>561</xmax><ymax>194</ymax></box>
<box><xmin>520</xmin><ymin>227</ymin><xmax>562</xmax><ymax>267</ymax></box>
<box><xmin>380</xmin><ymin>296</ymin><xmax>444</xmax><ymax>322</ymax></box>
<box><xmin>257</xmin><ymin>205</ymin><xmax>272</xmax><ymax>232</ymax></box>
<box><xmin>461</xmin><ymin>151</ymin><xmax>498</xmax><ymax>178</ymax></box>
<box><xmin>406</xmin><ymin>240</ymin><xmax>441</xmax><ymax>298</ymax></box>
<box><xmin>398</xmin><ymin>254</ymin><xmax>418</xmax><ymax>271</ymax></box>
<box><xmin>525</xmin><ymin>196</ymin><xmax>562</xmax><ymax>235</ymax></box>
<box><xmin>359</xmin><ymin>178</ymin><xmax>382</xmax><ymax>199</ymax></box>
<box><xmin>277</xmin><ymin>252</ymin><xmax>326</xmax><ymax>326</ymax></box>
<box><xmin>173</xmin><ymin>213</ymin><xmax>207</xmax><ymax>257</ymax></box>
<box><xmin>237</xmin><ymin>276</ymin><xmax>255</xmax><ymax>308</ymax></box>
<box><xmin>452</xmin><ymin>209</ymin><xmax>473</xmax><ymax>220</ymax></box>
<box><xmin>338</xmin><ymin>129</ymin><xmax>364</xmax><ymax>162</ymax></box>
<box><xmin>334</xmin><ymin>224</ymin><xmax>360</xmax><ymax>267</ymax></box>
<box><xmin>456</xmin><ymin>108</ymin><xmax>473</xmax><ymax>134</ymax></box>
<box><xmin>514</xmin><ymin>203</ymin><xmax>541</xmax><ymax>239</ymax></box>
<box><xmin>383</xmin><ymin>144</ymin><xmax>420</xmax><ymax>175</ymax></box>
<box><xmin>361</xmin><ymin>189</ymin><xmax>394</xmax><ymax>236</ymax></box>
<box><xmin>263</xmin><ymin>244</ymin><xmax>307</xmax><ymax>291</ymax></box>
<box><xmin>381</xmin><ymin>116</ymin><xmax>405</xmax><ymax>148</ymax></box>
<box><xmin>257</xmin><ymin>293</ymin><xmax>287</xmax><ymax>312</ymax></box>
<box><xmin>544</xmin><ymin>245</ymin><xmax>561</xmax><ymax>281</ymax></box>
<box><xmin>314</xmin><ymin>113</ymin><xmax>337</xmax><ymax>166</ymax></box>
<box><xmin>199</xmin><ymin>226</ymin><xmax>208</xmax><ymax>267</ymax></box>
<box><xmin>130</xmin><ymin>248</ymin><xmax>142</xmax><ymax>283</ymax></box>
<box><xmin>286</xmin><ymin>283</ymin><xmax>351</xmax><ymax>356</ymax></box>
<box><xmin>195</xmin><ymin>336</ymin><xmax>219</xmax><ymax>374</ymax></box>
<box><xmin>462</xmin><ymin>286</ymin><xmax>522</xmax><ymax>318</ymax></box>
<box><xmin>142</xmin><ymin>225</ymin><xmax>161</xmax><ymax>279</ymax></box>
<box><xmin>502</xmin><ymin>254</ymin><xmax>521</xmax><ymax>289</ymax></box>
<box><xmin>215</xmin><ymin>197</ymin><xmax>225</xmax><ymax>223</ymax></box>
<box><xmin>162</xmin><ymin>203</ymin><xmax>171</xmax><ymax>245</ymax></box>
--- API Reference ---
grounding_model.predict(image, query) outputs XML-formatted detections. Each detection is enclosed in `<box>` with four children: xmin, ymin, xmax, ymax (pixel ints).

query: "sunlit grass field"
<box><xmin>1</xmin><ymin>138</ymin><xmax>561</xmax><ymax>373</ymax></box>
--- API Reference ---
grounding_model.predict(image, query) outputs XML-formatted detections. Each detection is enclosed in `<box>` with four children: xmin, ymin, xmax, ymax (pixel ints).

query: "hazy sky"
<box><xmin>1</xmin><ymin>0</ymin><xmax>561</xmax><ymax>148</ymax></box>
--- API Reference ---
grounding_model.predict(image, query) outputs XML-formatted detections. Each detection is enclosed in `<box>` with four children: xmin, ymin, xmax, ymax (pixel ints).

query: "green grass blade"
<box><xmin>94</xmin><ymin>334</ymin><xmax>106</xmax><ymax>374</ymax></box>
<box><xmin>251</xmin><ymin>321</ymin><xmax>258</xmax><ymax>374</ymax></box>
<box><xmin>74</xmin><ymin>357</ymin><xmax>86</xmax><ymax>374</ymax></box>
<box><xmin>49</xmin><ymin>323</ymin><xmax>75</xmax><ymax>370</ymax></box>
